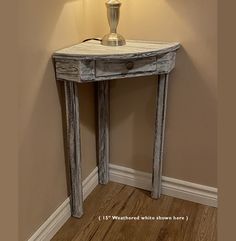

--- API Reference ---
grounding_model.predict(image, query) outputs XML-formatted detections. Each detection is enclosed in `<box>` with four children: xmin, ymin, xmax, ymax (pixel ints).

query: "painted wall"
<box><xmin>18</xmin><ymin>0</ymin><xmax>101</xmax><ymax>240</ymax></box>
<box><xmin>105</xmin><ymin>0</ymin><xmax>217</xmax><ymax>186</ymax></box>
<box><xmin>18</xmin><ymin>0</ymin><xmax>217</xmax><ymax>240</ymax></box>
<box><xmin>1</xmin><ymin>1</ymin><xmax>18</xmax><ymax>241</ymax></box>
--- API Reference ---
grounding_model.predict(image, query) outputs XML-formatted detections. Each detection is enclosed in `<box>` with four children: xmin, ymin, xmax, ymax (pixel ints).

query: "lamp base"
<box><xmin>101</xmin><ymin>33</ymin><xmax>126</xmax><ymax>46</ymax></box>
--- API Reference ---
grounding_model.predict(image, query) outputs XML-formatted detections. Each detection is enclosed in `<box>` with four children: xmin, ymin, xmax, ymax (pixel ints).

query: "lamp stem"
<box><xmin>101</xmin><ymin>0</ymin><xmax>126</xmax><ymax>46</ymax></box>
<box><xmin>107</xmin><ymin>2</ymin><xmax>119</xmax><ymax>33</ymax></box>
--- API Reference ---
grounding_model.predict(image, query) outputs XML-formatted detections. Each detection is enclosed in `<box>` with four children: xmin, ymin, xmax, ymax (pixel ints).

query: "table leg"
<box><xmin>97</xmin><ymin>81</ymin><xmax>110</xmax><ymax>184</ymax></box>
<box><xmin>64</xmin><ymin>81</ymin><xmax>83</xmax><ymax>218</ymax></box>
<box><xmin>152</xmin><ymin>74</ymin><xmax>169</xmax><ymax>199</ymax></box>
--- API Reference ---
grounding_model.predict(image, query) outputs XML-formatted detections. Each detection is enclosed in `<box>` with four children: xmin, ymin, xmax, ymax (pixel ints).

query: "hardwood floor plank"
<box><xmin>72</xmin><ymin>185</ymin><xmax>135</xmax><ymax>241</ymax></box>
<box><xmin>52</xmin><ymin>182</ymin><xmax>125</xmax><ymax>241</ymax></box>
<box><xmin>195</xmin><ymin>206</ymin><xmax>217</xmax><ymax>241</ymax></box>
<box><xmin>52</xmin><ymin>182</ymin><xmax>217</xmax><ymax>241</ymax></box>
<box><xmin>102</xmin><ymin>191</ymin><xmax>174</xmax><ymax>241</ymax></box>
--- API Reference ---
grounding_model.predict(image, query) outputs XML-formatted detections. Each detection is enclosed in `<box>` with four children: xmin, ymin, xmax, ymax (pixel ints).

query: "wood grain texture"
<box><xmin>64</xmin><ymin>81</ymin><xmax>83</xmax><ymax>218</ymax></box>
<box><xmin>51</xmin><ymin>182</ymin><xmax>217</xmax><ymax>241</ymax></box>
<box><xmin>95</xmin><ymin>56</ymin><xmax>157</xmax><ymax>78</ymax></box>
<box><xmin>152</xmin><ymin>74</ymin><xmax>169</xmax><ymax>199</ymax></box>
<box><xmin>97</xmin><ymin>81</ymin><xmax>110</xmax><ymax>184</ymax></box>
<box><xmin>53</xmin><ymin>40</ymin><xmax>180</xmax><ymax>219</ymax></box>
<box><xmin>53</xmin><ymin>40</ymin><xmax>179</xmax><ymax>83</ymax></box>
<box><xmin>54</xmin><ymin>52</ymin><xmax>176</xmax><ymax>83</ymax></box>
<box><xmin>55</xmin><ymin>59</ymin><xmax>80</xmax><ymax>82</ymax></box>
<box><xmin>53</xmin><ymin>40</ymin><xmax>180</xmax><ymax>59</ymax></box>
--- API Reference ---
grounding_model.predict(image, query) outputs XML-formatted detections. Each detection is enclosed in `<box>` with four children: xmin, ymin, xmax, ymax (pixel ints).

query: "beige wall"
<box><xmin>106</xmin><ymin>0</ymin><xmax>217</xmax><ymax>187</ymax></box>
<box><xmin>18</xmin><ymin>1</ymin><xmax>100</xmax><ymax>240</ymax></box>
<box><xmin>18</xmin><ymin>0</ymin><xmax>217</xmax><ymax>240</ymax></box>
<box><xmin>1</xmin><ymin>2</ymin><xmax>18</xmax><ymax>241</ymax></box>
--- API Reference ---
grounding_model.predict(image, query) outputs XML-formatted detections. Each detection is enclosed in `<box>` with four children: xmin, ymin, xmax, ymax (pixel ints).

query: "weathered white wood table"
<box><xmin>53</xmin><ymin>40</ymin><xmax>180</xmax><ymax>218</ymax></box>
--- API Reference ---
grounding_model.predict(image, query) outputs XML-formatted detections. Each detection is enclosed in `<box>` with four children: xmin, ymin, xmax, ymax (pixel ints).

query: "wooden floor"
<box><xmin>52</xmin><ymin>182</ymin><xmax>217</xmax><ymax>241</ymax></box>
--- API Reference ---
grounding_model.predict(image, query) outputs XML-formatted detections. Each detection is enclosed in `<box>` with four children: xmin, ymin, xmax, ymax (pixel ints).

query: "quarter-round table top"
<box><xmin>54</xmin><ymin>40</ymin><xmax>180</xmax><ymax>59</ymax></box>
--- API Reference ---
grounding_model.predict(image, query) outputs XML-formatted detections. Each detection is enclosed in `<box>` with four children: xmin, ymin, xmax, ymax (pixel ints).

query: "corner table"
<box><xmin>53</xmin><ymin>40</ymin><xmax>180</xmax><ymax>218</ymax></box>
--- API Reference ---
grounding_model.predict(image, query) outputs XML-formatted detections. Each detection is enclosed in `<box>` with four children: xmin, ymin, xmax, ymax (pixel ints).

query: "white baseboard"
<box><xmin>28</xmin><ymin>167</ymin><xmax>98</xmax><ymax>241</ymax></box>
<box><xmin>28</xmin><ymin>164</ymin><xmax>217</xmax><ymax>240</ymax></box>
<box><xmin>109</xmin><ymin>164</ymin><xmax>218</xmax><ymax>207</ymax></box>
<box><xmin>83</xmin><ymin>167</ymin><xmax>99</xmax><ymax>200</ymax></box>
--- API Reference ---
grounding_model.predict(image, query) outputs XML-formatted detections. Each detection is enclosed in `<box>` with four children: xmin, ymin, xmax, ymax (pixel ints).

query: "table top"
<box><xmin>53</xmin><ymin>40</ymin><xmax>180</xmax><ymax>59</ymax></box>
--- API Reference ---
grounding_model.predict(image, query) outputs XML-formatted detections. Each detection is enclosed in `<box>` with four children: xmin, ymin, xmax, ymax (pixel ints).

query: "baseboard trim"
<box><xmin>109</xmin><ymin>164</ymin><xmax>218</xmax><ymax>207</ymax></box>
<box><xmin>83</xmin><ymin>167</ymin><xmax>99</xmax><ymax>200</ymax></box>
<box><xmin>28</xmin><ymin>164</ymin><xmax>217</xmax><ymax>240</ymax></box>
<box><xmin>28</xmin><ymin>167</ymin><xmax>98</xmax><ymax>241</ymax></box>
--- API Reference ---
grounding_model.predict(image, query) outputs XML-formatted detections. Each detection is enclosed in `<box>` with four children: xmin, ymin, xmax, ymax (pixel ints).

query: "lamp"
<box><xmin>101</xmin><ymin>0</ymin><xmax>126</xmax><ymax>46</ymax></box>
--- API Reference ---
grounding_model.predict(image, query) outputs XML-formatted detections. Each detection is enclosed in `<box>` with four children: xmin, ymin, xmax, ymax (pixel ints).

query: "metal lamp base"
<box><xmin>101</xmin><ymin>33</ymin><xmax>126</xmax><ymax>46</ymax></box>
<box><xmin>101</xmin><ymin>0</ymin><xmax>126</xmax><ymax>47</ymax></box>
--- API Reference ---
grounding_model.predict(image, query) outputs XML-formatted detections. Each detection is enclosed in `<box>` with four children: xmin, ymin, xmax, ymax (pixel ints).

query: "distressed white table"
<box><xmin>53</xmin><ymin>40</ymin><xmax>180</xmax><ymax>218</ymax></box>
